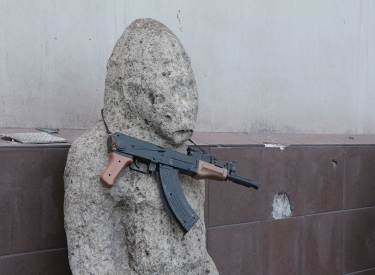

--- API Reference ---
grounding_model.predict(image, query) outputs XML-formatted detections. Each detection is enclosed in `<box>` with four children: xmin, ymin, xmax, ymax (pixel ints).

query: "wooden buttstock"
<box><xmin>100</xmin><ymin>153</ymin><xmax>133</xmax><ymax>188</ymax></box>
<box><xmin>193</xmin><ymin>160</ymin><xmax>228</xmax><ymax>181</ymax></box>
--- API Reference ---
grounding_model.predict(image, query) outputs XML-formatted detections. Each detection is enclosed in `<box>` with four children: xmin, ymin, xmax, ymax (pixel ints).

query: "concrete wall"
<box><xmin>1</xmin><ymin>0</ymin><xmax>374</xmax><ymax>133</ymax></box>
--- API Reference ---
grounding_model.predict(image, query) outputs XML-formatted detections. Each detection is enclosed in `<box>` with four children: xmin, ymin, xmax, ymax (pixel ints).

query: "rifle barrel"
<box><xmin>226</xmin><ymin>173</ymin><xmax>260</xmax><ymax>190</ymax></box>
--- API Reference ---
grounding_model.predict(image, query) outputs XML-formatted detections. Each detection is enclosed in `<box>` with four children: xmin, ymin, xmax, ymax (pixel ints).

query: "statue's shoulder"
<box><xmin>67</xmin><ymin>121</ymin><xmax>107</xmax><ymax>162</ymax></box>
<box><xmin>64</xmin><ymin>121</ymin><xmax>108</xmax><ymax>189</ymax></box>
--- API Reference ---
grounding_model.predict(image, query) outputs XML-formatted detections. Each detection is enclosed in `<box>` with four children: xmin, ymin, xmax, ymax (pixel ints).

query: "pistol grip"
<box><xmin>100</xmin><ymin>152</ymin><xmax>133</xmax><ymax>188</ymax></box>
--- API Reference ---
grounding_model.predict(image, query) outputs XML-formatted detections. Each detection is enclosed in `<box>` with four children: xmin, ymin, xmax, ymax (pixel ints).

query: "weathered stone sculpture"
<box><xmin>64</xmin><ymin>18</ymin><xmax>218</xmax><ymax>274</ymax></box>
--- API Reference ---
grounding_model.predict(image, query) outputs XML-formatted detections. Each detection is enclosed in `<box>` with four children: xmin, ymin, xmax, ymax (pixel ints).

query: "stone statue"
<box><xmin>64</xmin><ymin>18</ymin><xmax>219</xmax><ymax>275</ymax></box>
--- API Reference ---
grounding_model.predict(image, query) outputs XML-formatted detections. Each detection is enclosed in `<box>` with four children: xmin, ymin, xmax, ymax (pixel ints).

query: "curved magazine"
<box><xmin>156</xmin><ymin>165</ymin><xmax>199</xmax><ymax>233</ymax></box>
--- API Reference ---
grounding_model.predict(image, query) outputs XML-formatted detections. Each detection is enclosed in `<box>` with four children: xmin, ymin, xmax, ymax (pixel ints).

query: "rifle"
<box><xmin>100</xmin><ymin>132</ymin><xmax>259</xmax><ymax>233</ymax></box>
<box><xmin>99</xmin><ymin>112</ymin><xmax>260</xmax><ymax>233</ymax></box>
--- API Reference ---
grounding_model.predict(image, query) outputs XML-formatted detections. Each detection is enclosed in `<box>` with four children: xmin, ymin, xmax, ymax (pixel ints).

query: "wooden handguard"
<box><xmin>193</xmin><ymin>160</ymin><xmax>227</xmax><ymax>181</ymax></box>
<box><xmin>100</xmin><ymin>152</ymin><xmax>133</xmax><ymax>188</ymax></box>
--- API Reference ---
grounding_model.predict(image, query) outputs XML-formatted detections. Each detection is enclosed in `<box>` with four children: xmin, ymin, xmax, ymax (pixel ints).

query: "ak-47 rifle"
<box><xmin>100</xmin><ymin>111</ymin><xmax>260</xmax><ymax>233</ymax></box>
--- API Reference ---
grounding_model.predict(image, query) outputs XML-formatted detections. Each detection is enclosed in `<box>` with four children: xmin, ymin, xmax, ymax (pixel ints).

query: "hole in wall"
<box><xmin>272</xmin><ymin>192</ymin><xmax>292</xmax><ymax>219</ymax></box>
<box><xmin>332</xmin><ymin>159</ymin><xmax>338</xmax><ymax>166</ymax></box>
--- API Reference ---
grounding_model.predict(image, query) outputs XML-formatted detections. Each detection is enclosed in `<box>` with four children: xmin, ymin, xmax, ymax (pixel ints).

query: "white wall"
<box><xmin>1</xmin><ymin>0</ymin><xmax>374</xmax><ymax>133</ymax></box>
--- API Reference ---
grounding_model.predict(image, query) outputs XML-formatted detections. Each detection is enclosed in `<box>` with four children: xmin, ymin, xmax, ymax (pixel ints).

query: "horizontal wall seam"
<box><xmin>0</xmin><ymin>247</ymin><xmax>68</xmax><ymax>260</ymax></box>
<box><xmin>206</xmin><ymin>206</ymin><xmax>375</xmax><ymax>229</ymax></box>
<box><xmin>346</xmin><ymin>267</ymin><xmax>375</xmax><ymax>275</ymax></box>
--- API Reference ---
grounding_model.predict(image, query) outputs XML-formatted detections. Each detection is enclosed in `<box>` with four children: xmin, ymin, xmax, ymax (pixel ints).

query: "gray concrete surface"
<box><xmin>1</xmin><ymin>0</ymin><xmax>374</xmax><ymax>134</ymax></box>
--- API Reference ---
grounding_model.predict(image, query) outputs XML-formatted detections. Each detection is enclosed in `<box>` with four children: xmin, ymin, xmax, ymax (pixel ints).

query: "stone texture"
<box><xmin>64</xmin><ymin>19</ymin><xmax>218</xmax><ymax>274</ymax></box>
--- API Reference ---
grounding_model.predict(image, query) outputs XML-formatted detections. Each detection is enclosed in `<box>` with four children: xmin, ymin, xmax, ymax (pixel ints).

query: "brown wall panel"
<box><xmin>207</xmin><ymin>223</ymin><xmax>259</xmax><ymax>275</ymax></box>
<box><xmin>261</xmin><ymin>147</ymin><xmax>306</xmax><ymax>220</ymax></box>
<box><xmin>0</xmin><ymin>249</ymin><xmax>71</xmax><ymax>275</ymax></box>
<box><xmin>305</xmin><ymin>212</ymin><xmax>344</xmax><ymax>275</ymax></box>
<box><xmin>259</xmin><ymin>217</ymin><xmax>304</xmax><ymax>275</ymax></box>
<box><xmin>208</xmin><ymin>147</ymin><xmax>261</xmax><ymax>226</ymax></box>
<box><xmin>344</xmin><ymin>207</ymin><xmax>375</xmax><ymax>273</ymax></box>
<box><xmin>305</xmin><ymin>147</ymin><xmax>345</xmax><ymax>214</ymax></box>
<box><xmin>344</xmin><ymin>147</ymin><xmax>375</xmax><ymax>209</ymax></box>
<box><xmin>0</xmin><ymin>148</ymin><xmax>68</xmax><ymax>256</ymax></box>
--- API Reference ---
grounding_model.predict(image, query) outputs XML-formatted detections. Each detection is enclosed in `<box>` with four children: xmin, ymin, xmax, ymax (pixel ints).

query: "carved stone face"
<box><xmin>118</xmin><ymin>19</ymin><xmax>199</xmax><ymax>145</ymax></box>
<box><xmin>129</xmin><ymin>72</ymin><xmax>198</xmax><ymax>145</ymax></box>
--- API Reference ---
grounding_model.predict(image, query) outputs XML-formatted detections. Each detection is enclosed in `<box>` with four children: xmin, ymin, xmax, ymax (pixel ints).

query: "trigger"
<box><xmin>135</xmin><ymin>158</ymin><xmax>140</xmax><ymax>168</ymax></box>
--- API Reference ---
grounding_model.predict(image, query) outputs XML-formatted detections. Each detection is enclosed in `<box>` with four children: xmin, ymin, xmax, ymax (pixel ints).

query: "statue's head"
<box><xmin>104</xmin><ymin>19</ymin><xmax>198</xmax><ymax>145</ymax></box>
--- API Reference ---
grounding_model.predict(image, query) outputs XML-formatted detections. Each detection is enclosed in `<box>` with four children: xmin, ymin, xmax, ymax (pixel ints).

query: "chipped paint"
<box><xmin>264</xmin><ymin>143</ymin><xmax>287</xmax><ymax>151</ymax></box>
